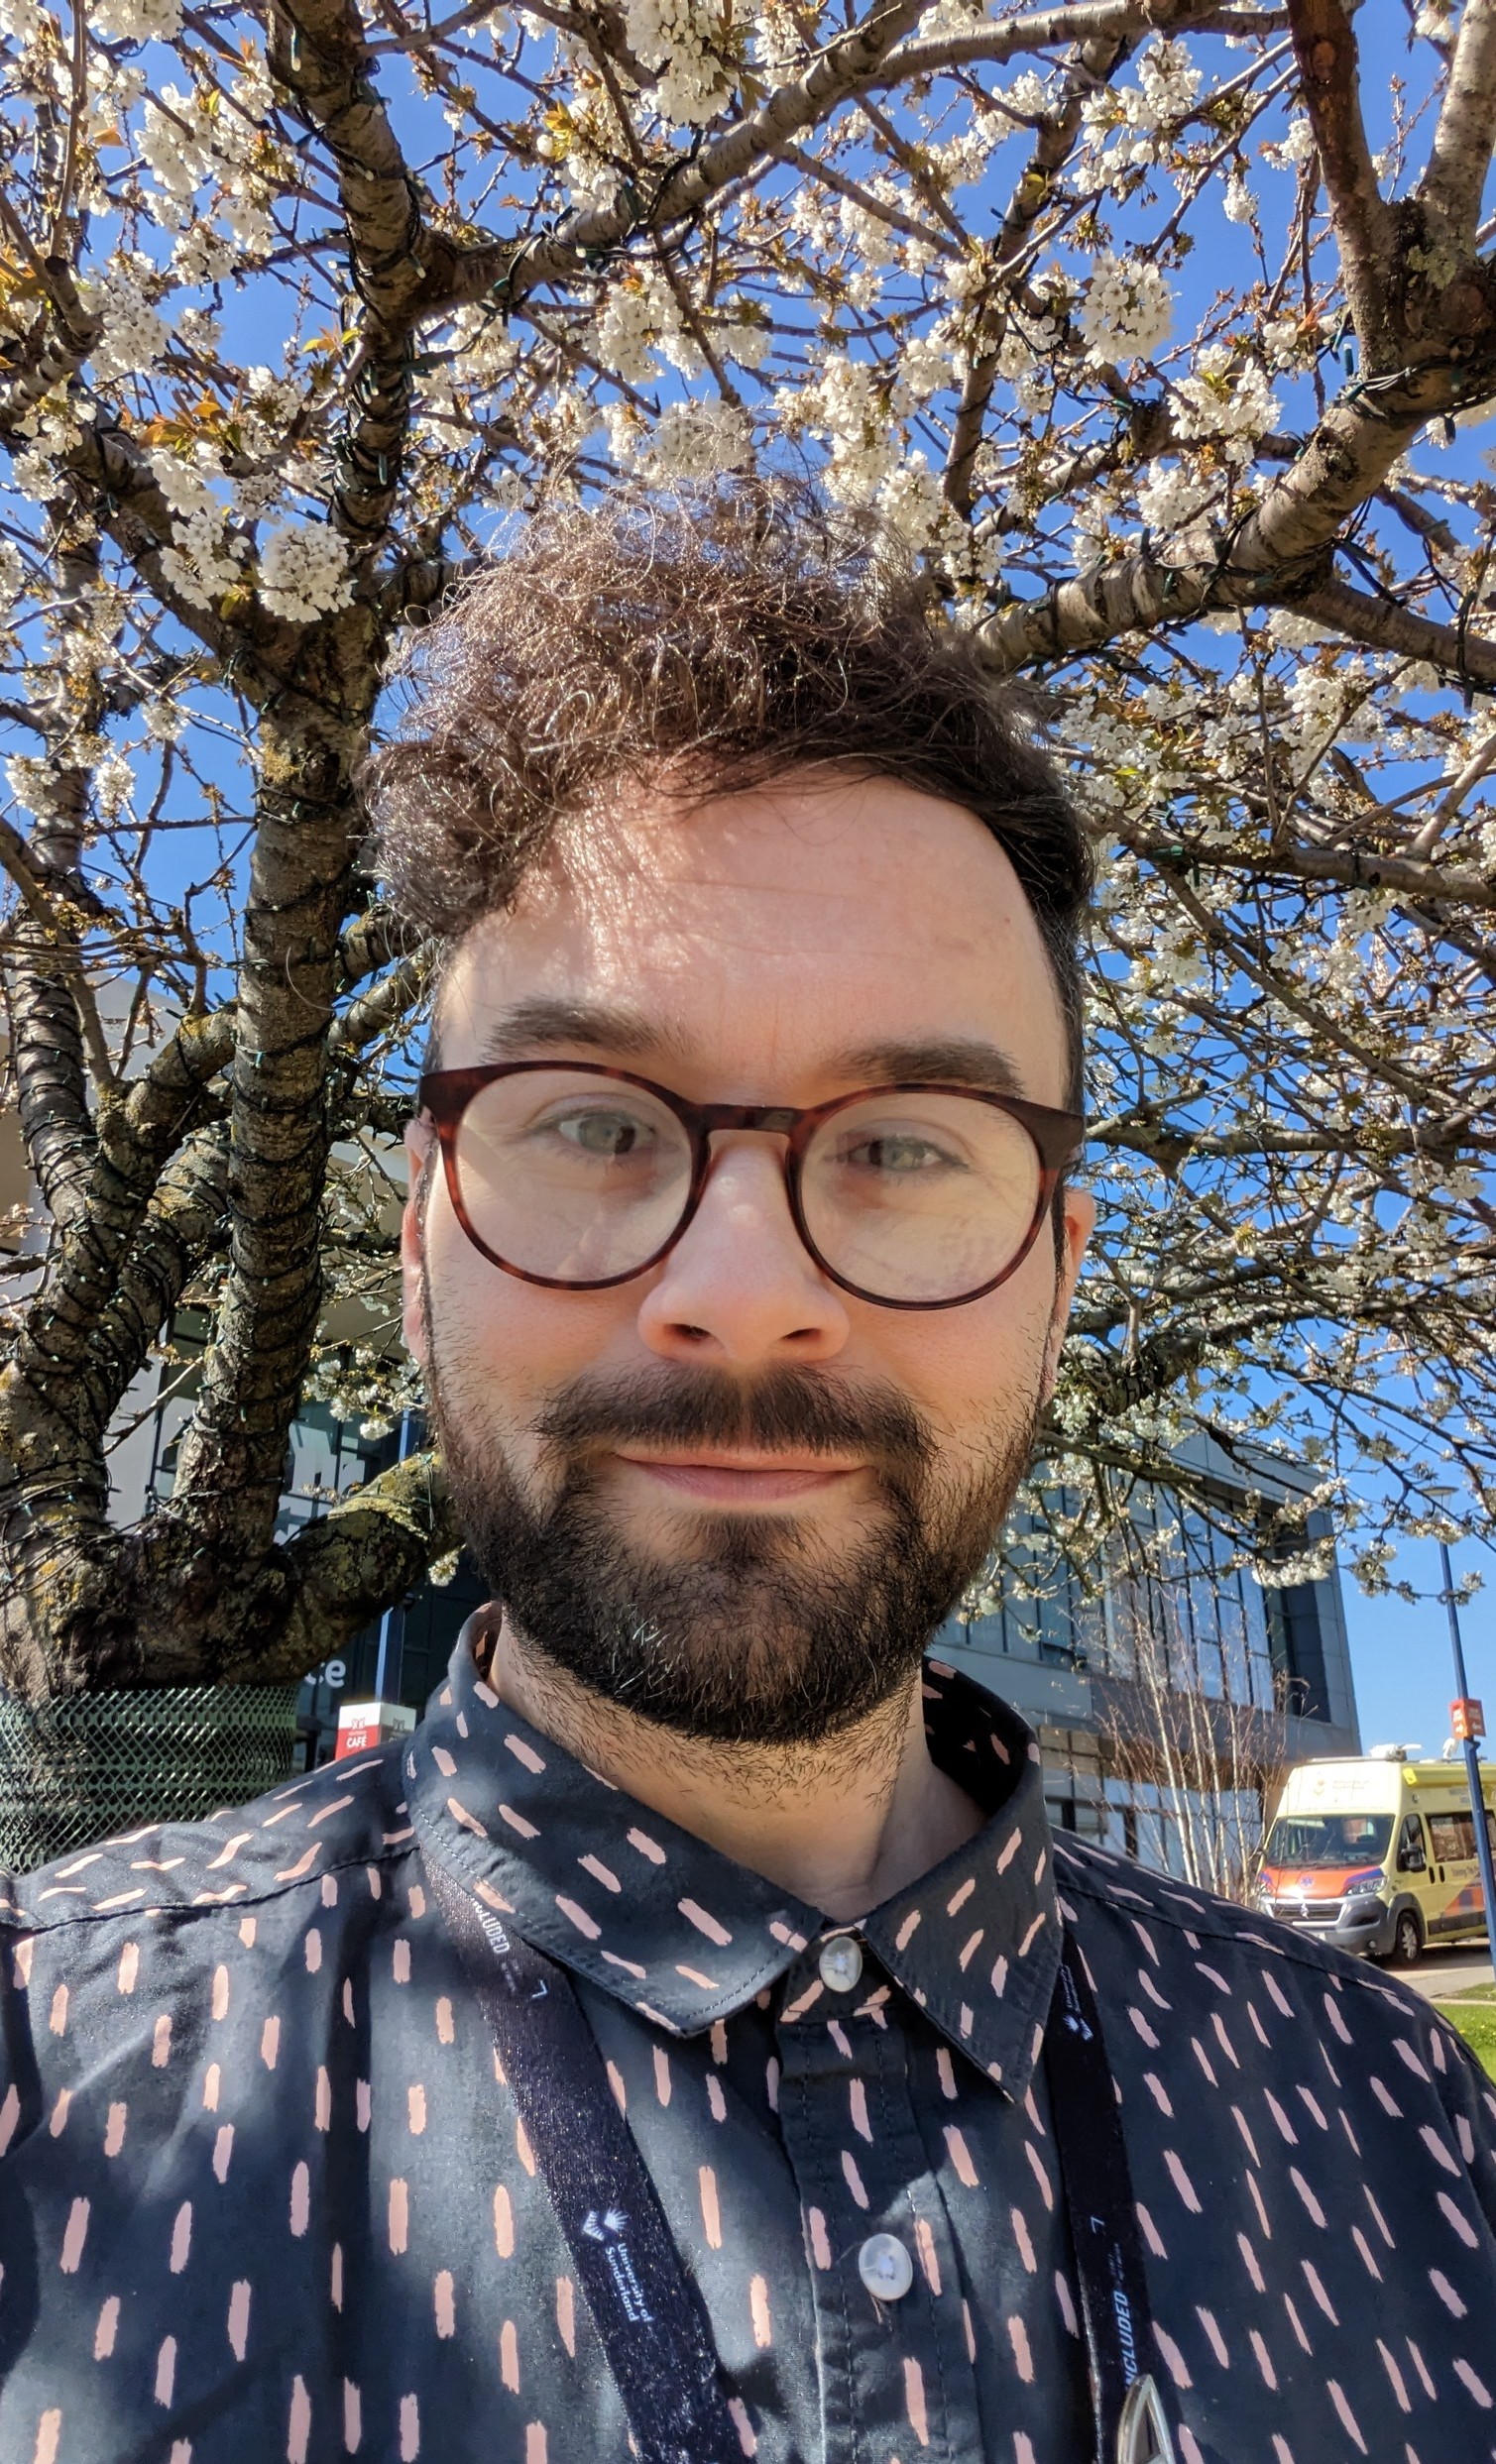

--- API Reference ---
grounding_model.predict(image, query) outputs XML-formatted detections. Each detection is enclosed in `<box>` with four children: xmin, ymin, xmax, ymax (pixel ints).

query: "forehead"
<box><xmin>435</xmin><ymin>773</ymin><xmax>1068</xmax><ymax>1103</ymax></box>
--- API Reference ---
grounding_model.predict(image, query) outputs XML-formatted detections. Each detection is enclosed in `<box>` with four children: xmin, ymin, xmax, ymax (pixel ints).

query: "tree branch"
<box><xmin>1421</xmin><ymin>0</ymin><xmax>1496</xmax><ymax>245</ymax></box>
<box><xmin>945</xmin><ymin>28</ymin><xmax>1127</xmax><ymax>517</ymax></box>
<box><xmin>1148</xmin><ymin>859</ymin><xmax>1452</xmax><ymax>1112</ymax></box>
<box><xmin>166</xmin><ymin>743</ymin><xmax>364</xmax><ymax>1559</ymax></box>
<box><xmin>338</xmin><ymin>905</ymin><xmax>425</xmax><ymax>989</ymax></box>
<box><xmin>1113</xmin><ymin>816</ymin><xmax>1496</xmax><ymax>911</ymax></box>
<box><xmin>1292</xmin><ymin>573</ymin><xmax>1496</xmax><ymax>689</ymax></box>
<box><xmin>329</xmin><ymin>947</ymin><xmax>430</xmax><ymax>1056</ymax></box>
<box><xmin>268</xmin><ymin>0</ymin><xmax>430</xmax><ymax>546</ymax></box>
<box><xmin>232</xmin><ymin>1446</ymin><xmax>459</xmax><ymax>1679</ymax></box>
<box><xmin>1284</xmin><ymin>0</ymin><xmax>1397</xmax><ymax>369</ymax></box>
<box><xmin>10</xmin><ymin>1008</ymin><xmax>235</xmax><ymax>1403</ymax></box>
<box><xmin>433</xmin><ymin>0</ymin><xmax>936</xmax><ymax>318</ymax></box>
<box><xmin>978</xmin><ymin>360</ymin><xmax>1496</xmax><ymax>672</ymax></box>
<box><xmin>860</xmin><ymin>0</ymin><xmax>1280</xmax><ymax>87</ymax></box>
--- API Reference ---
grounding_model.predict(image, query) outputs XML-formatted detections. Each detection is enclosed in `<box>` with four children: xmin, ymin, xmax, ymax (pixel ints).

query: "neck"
<box><xmin>482</xmin><ymin>1616</ymin><xmax>983</xmax><ymax>1921</ymax></box>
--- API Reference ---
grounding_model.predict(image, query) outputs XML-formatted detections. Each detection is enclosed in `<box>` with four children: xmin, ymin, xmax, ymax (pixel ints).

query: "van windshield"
<box><xmin>1263</xmin><ymin>1815</ymin><xmax>1394</xmax><ymax>1869</ymax></box>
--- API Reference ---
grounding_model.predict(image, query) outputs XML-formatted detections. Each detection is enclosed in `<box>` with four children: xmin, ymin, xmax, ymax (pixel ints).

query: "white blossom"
<box><xmin>1171</xmin><ymin>347</ymin><xmax>1277</xmax><ymax>458</ymax></box>
<box><xmin>1266</xmin><ymin>611</ymin><xmax>1331</xmax><ymax>648</ymax></box>
<box><xmin>141</xmin><ymin>86</ymin><xmax>209</xmax><ymax>200</ymax></box>
<box><xmin>220</xmin><ymin>192</ymin><xmax>275</xmax><ymax>259</ymax></box>
<box><xmin>0</xmin><ymin>0</ymin><xmax>1489</xmax><ymax>1643</ymax></box>
<box><xmin>788</xmin><ymin>355</ymin><xmax>902</xmax><ymax>501</ymax></box>
<box><xmin>82</xmin><ymin>259</ymin><xmax>171</xmax><ymax>382</ymax></box>
<box><xmin>0</xmin><ymin>541</ymin><xmax>24</xmax><ymax>620</ymax></box>
<box><xmin>91</xmin><ymin>0</ymin><xmax>182</xmax><ymax>34</ymax></box>
<box><xmin>175</xmin><ymin>307</ymin><xmax>223</xmax><ymax>356</ymax></box>
<box><xmin>916</xmin><ymin>0</ymin><xmax>984</xmax><ymax>41</ymax></box>
<box><xmin>94</xmin><ymin>748</ymin><xmax>135</xmax><ymax>818</ymax></box>
<box><xmin>625</xmin><ymin>0</ymin><xmax>734</xmax><ymax>126</ymax></box>
<box><xmin>257</xmin><ymin>521</ymin><xmax>355</xmax><ymax>623</ymax></box>
<box><xmin>148</xmin><ymin>445</ymin><xmax>224</xmax><ymax>524</ymax></box>
<box><xmin>632</xmin><ymin>396</ymin><xmax>751</xmax><ymax>480</ymax></box>
<box><xmin>1280</xmin><ymin>113</ymin><xmax>1317</xmax><ymax>165</ymax></box>
<box><xmin>876</xmin><ymin>454</ymin><xmax>961</xmax><ymax>555</ymax></box>
<box><xmin>160</xmin><ymin>509</ymin><xmax>249</xmax><ymax>612</ymax></box>
<box><xmin>144</xmin><ymin>697</ymin><xmax>187</xmax><ymax>744</ymax></box>
<box><xmin>718</xmin><ymin>309</ymin><xmax>770</xmax><ymax>371</ymax></box>
<box><xmin>1285</xmin><ymin>661</ymin><xmax>1348</xmax><ymax>743</ymax></box>
<box><xmin>5</xmin><ymin>752</ymin><xmax>64</xmax><ymax>815</ymax></box>
<box><xmin>1083</xmin><ymin>39</ymin><xmax>1201</xmax><ymax>162</ymax></box>
<box><xmin>10</xmin><ymin>450</ymin><xmax>58</xmax><ymax>504</ymax></box>
<box><xmin>1136</xmin><ymin>460</ymin><xmax>1215</xmax><ymax>534</ymax></box>
<box><xmin>594</xmin><ymin>285</ymin><xmax>654</xmax><ymax>384</ymax></box>
<box><xmin>894</xmin><ymin>329</ymin><xmax>958</xmax><ymax>407</ymax></box>
<box><xmin>1077</xmin><ymin>257</ymin><xmax>1173</xmax><ymax>365</ymax></box>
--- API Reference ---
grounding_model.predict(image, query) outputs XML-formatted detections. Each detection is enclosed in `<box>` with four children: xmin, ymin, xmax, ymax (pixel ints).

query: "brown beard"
<box><xmin>425</xmin><ymin>1328</ymin><xmax>1042</xmax><ymax>1748</ymax></box>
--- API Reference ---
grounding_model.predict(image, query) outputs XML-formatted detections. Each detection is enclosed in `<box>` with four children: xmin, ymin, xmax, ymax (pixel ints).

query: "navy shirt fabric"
<box><xmin>0</xmin><ymin>1622</ymin><xmax>1494</xmax><ymax>2464</ymax></box>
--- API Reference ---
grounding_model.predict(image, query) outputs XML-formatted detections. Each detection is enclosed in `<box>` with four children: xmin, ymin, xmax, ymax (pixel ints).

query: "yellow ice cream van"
<box><xmin>1257</xmin><ymin>1750</ymin><xmax>1496</xmax><ymax>1965</ymax></box>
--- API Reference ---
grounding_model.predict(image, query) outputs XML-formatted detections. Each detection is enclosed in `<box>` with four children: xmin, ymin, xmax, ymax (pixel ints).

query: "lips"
<box><xmin>611</xmin><ymin>1451</ymin><xmax>862</xmax><ymax>1503</ymax></box>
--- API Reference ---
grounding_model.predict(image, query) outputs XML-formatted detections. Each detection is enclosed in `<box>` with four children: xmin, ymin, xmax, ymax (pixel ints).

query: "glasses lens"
<box><xmin>452</xmin><ymin>1070</ymin><xmax>694</xmax><ymax>1284</ymax></box>
<box><xmin>800</xmin><ymin>1091</ymin><xmax>1044</xmax><ymax>1303</ymax></box>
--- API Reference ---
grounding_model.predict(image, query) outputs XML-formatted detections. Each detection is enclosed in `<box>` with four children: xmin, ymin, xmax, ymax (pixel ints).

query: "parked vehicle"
<box><xmin>1257</xmin><ymin>1751</ymin><xmax>1496</xmax><ymax>1964</ymax></box>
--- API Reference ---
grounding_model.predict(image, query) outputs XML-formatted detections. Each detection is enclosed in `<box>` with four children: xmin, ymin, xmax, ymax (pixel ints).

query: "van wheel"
<box><xmin>1391</xmin><ymin>1910</ymin><xmax>1422</xmax><ymax>1966</ymax></box>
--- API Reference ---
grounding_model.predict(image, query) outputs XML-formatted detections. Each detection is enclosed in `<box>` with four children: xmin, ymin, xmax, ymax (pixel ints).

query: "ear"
<box><xmin>401</xmin><ymin>1118</ymin><xmax>435</xmax><ymax>1370</ymax></box>
<box><xmin>1040</xmin><ymin>1183</ymin><xmax>1093</xmax><ymax>1400</ymax></box>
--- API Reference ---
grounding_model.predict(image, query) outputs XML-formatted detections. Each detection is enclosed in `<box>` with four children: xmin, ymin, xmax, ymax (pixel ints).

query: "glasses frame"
<box><xmin>418</xmin><ymin>1062</ymin><xmax>1085</xmax><ymax>1312</ymax></box>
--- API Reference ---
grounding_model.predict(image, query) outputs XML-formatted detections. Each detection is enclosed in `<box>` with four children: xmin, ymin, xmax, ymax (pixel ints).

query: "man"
<box><xmin>1</xmin><ymin>487</ymin><xmax>1492</xmax><ymax>2464</ymax></box>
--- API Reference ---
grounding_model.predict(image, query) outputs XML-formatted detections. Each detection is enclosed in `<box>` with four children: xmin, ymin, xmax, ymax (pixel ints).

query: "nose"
<box><xmin>635</xmin><ymin>1137</ymin><xmax>852</xmax><ymax>1366</ymax></box>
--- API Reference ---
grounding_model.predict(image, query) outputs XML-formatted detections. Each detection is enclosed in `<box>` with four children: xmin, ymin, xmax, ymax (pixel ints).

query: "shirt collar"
<box><xmin>406</xmin><ymin>1619</ymin><xmax>1060</xmax><ymax>2099</ymax></box>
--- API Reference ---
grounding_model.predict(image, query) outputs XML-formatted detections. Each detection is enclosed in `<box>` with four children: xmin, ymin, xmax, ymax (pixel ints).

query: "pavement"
<box><xmin>1384</xmin><ymin>1943</ymin><xmax>1493</xmax><ymax>2002</ymax></box>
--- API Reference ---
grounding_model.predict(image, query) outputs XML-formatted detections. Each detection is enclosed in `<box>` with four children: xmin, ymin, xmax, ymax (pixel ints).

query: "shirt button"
<box><xmin>858</xmin><ymin>2233</ymin><xmax>914</xmax><ymax>2302</ymax></box>
<box><xmin>818</xmin><ymin>1934</ymin><xmax>863</xmax><ymax>1993</ymax></box>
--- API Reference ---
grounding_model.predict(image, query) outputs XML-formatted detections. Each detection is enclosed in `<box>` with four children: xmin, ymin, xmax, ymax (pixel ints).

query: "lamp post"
<box><xmin>1438</xmin><ymin>1539</ymin><xmax>1496</xmax><ymax>1981</ymax></box>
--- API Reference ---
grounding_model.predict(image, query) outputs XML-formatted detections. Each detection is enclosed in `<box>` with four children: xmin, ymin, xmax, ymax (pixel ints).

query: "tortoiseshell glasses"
<box><xmin>418</xmin><ymin>1064</ymin><xmax>1084</xmax><ymax>1312</ymax></box>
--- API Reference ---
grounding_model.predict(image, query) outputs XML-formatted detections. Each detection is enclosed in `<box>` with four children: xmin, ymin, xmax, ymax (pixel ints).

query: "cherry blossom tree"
<box><xmin>1</xmin><ymin>0</ymin><xmax>1494</xmax><ymax>1699</ymax></box>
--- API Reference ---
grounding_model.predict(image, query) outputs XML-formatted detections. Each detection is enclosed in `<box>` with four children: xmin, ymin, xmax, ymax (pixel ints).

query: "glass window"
<box><xmin>1396</xmin><ymin>1814</ymin><xmax>1427</xmax><ymax>1872</ymax></box>
<box><xmin>1099</xmin><ymin>1805</ymin><xmax>1129</xmax><ymax>1855</ymax></box>
<box><xmin>1263</xmin><ymin>1814</ymin><xmax>1394</xmax><ymax>1867</ymax></box>
<box><xmin>1428</xmin><ymin>1812</ymin><xmax>1478</xmax><ymax>1863</ymax></box>
<box><xmin>1195</xmin><ymin>1638</ymin><xmax>1224</xmax><ymax>1700</ymax></box>
<box><xmin>1217</xmin><ymin>1588</ymin><xmax>1251</xmax><ymax>1704</ymax></box>
<box><xmin>1247</xmin><ymin>1641</ymin><xmax>1276</xmax><ymax>1712</ymax></box>
<box><xmin>1243</xmin><ymin>1573</ymin><xmax>1271</xmax><ymax>1663</ymax></box>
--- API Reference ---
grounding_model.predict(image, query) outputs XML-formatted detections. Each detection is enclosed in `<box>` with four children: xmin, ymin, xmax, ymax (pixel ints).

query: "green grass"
<box><xmin>1440</xmin><ymin>1998</ymin><xmax>1496</xmax><ymax>2080</ymax></box>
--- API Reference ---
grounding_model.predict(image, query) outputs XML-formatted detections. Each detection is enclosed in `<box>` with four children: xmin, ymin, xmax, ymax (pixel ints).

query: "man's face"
<box><xmin>402</xmin><ymin>774</ymin><xmax>1093</xmax><ymax>1745</ymax></box>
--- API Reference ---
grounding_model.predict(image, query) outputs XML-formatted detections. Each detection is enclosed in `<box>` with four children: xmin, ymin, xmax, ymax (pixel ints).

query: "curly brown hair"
<box><xmin>368</xmin><ymin>483</ymin><xmax>1092</xmax><ymax>1108</ymax></box>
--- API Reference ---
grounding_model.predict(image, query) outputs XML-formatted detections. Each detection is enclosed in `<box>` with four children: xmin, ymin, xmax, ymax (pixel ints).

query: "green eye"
<box><xmin>552</xmin><ymin>1109</ymin><xmax>656</xmax><ymax>1157</ymax></box>
<box><xmin>844</xmin><ymin>1134</ymin><xmax>962</xmax><ymax>1174</ymax></box>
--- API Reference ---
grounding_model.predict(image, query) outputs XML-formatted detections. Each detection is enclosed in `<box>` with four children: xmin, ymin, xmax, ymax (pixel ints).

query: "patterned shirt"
<box><xmin>1</xmin><ymin>1624</ymin><xmax>1494</xmax><ymax>2464</ymax></box>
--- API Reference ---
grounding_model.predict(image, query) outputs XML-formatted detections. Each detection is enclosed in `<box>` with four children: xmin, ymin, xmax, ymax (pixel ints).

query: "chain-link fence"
<box><xmin>0</xmin><ymin>1686</ymin><xmax>302</xmax><ymax>1874</ymax></box>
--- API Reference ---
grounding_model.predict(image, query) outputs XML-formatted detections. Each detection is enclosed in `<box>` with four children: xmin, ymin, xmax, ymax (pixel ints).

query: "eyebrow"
<box><xmin>475</xmin><ymin>1002</ymin><xmax>1031</xmax><ymax>1101</ymax></box>
<box><xmin>826</xmin><ymin>1037</ymin><xmax>1030</xmax><ymax>1100</ymax></box>
<box><xmin>475</xmin><ymin>998</ymin><xmax>695</xmax><ymax>1066</ymax></box>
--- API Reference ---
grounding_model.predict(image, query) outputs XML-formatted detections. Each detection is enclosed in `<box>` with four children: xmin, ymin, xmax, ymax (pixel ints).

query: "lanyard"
<box><xmin>426</xmin><ymin>1852</ymin><xmax>1176</xmax><ymax>2464</ymax></box>
<box><xmin>1047</xmin><ymin>1934</ymin><xmax>1178</xmax><ymax>2464</ymax></box>
<box><xmin>426</xmin><ymin>1855</ymin><xmax>742</xmax><ymax>2464</ymax></box>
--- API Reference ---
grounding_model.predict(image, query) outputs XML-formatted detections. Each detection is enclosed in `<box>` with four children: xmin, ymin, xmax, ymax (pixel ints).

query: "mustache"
<box><xmin>529</xmin><ymin>1365</ymin><xmax>933</xmax><ymax>1472</ymax></box>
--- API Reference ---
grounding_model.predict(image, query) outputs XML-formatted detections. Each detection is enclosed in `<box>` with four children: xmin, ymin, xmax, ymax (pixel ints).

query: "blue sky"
<box><xmin>1347</xmin><ymin>1537</ymin><xmax>1493</xmax><ymax>1759</ymax></box>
